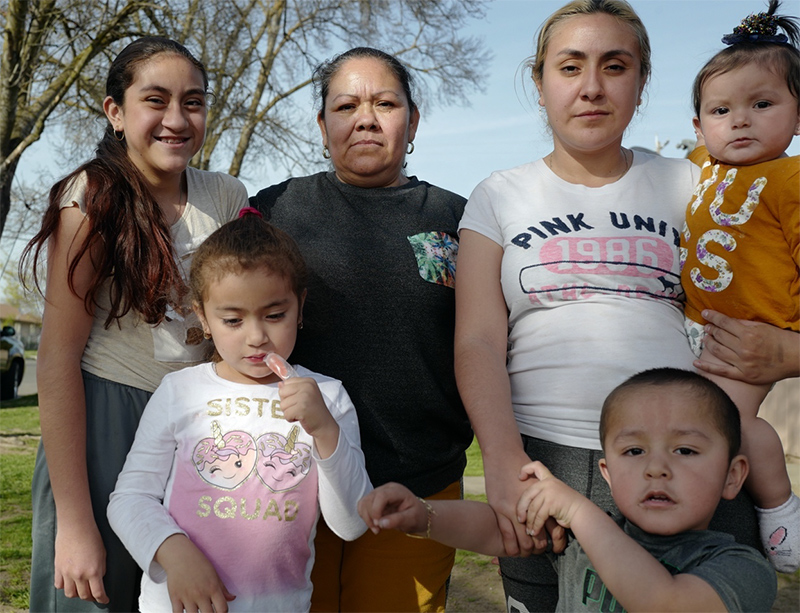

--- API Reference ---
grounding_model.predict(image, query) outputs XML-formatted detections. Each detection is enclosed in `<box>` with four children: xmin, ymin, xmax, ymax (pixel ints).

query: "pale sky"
<box><xmin>406</xmin><ymin>0</ymin><xmax>800</xmax><ymax>199</ymax></box>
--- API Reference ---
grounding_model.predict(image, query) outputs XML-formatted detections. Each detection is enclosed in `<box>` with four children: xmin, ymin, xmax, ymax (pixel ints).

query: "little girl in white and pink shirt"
<box><xmin>108</xmin><ymin>210</ymin><xmax>371</xmax><ymax>612</ymax></box>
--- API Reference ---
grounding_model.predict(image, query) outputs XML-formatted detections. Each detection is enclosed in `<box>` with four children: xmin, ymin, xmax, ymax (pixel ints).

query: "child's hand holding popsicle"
<box><xmin>265</xmin><ymin>353</ymin><xmax>340</xmax><ymax>458</ymax></box>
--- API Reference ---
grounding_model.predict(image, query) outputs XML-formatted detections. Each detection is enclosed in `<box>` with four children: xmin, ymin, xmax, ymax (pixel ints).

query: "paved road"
<box><xmin>18</xmin><ymin>358</ymin><xmax>37</xmax><ymax>397</ymax></box>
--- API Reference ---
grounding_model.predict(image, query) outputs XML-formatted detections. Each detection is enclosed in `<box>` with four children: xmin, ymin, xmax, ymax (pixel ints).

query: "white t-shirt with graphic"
<box><xmin>108</xmin><ymin>363</ymin><xmax>371</xmax><ymax>612</ymax></box>
<box><xmin>460</xmin><ymin>152</ymin><xmax>701</xmax><ymax>449</ymax></box>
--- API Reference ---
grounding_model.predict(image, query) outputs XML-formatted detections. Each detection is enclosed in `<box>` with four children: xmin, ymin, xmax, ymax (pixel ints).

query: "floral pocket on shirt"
<box><xmin>407</xmin><ymin>231</ymin><xmax>458</xmax><ymax>288</ymax></box>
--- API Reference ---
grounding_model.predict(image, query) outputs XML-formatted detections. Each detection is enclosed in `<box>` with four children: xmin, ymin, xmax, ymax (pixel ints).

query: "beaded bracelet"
<box><xmin>407</xmin><ymin>497</ymin><xmax>436</xmax><ymax>539</ymax></box>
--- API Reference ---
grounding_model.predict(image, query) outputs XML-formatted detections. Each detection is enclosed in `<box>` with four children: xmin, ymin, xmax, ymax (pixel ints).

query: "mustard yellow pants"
<box><xmin>311</xmin><ymin>480</ymin><xmax>461</xmax><ymax>612</ymax></box>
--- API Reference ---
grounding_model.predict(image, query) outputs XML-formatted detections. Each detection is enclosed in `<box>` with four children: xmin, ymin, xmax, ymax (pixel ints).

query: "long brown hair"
<box><xmin>21</xmin><ymin>37</ymin><xmax>209</xmax><ymax>327</ymax></box>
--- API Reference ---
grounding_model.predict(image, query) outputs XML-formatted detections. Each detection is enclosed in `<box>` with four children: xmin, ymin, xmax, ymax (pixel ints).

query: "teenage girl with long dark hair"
<box><xmin>22</xmin><ymin>36</ymin><xmax>248</xmax><ymax>611</ymax></box>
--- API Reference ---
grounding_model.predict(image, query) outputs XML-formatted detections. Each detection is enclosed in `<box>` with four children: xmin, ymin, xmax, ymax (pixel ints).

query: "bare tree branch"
<box><xmin>0</xmin><ymin>0</ymin><xmax>154</xmax><ymax>236</ymax></box>
<box><xmin>2</xmin><ymin>0</ymin><xmax>490</xmax><ymax>239</ymax></box>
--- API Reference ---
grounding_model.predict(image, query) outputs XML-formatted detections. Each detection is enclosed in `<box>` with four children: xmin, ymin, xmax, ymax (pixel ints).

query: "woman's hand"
<box><xmin>696</xmin><ymin>310</ymin><xmax>800</xmax><ymax>384</ymax></box>
<box><xmin>54</xmin><ymin>520</ymin><xmax>108</xmax><ymax>603</ymax></box>
<box><xmin>483</xmin><ymin>454</ymin><xmax>543</xmax><ymax>556</ymax></box>
<box><xmin>455</xmin><ymin>230</ymin><xmax>541</xmax><ymax>556</ymax></box>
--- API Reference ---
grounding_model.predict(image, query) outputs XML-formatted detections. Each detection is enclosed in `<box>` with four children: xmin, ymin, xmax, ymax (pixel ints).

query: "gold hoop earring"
<box><xmin>114</xmin><ymin>130</ymin><xmax>125</xmax><ymax>141</ymax></box>
<box><xmin>203</xmin><ymin>331</ymin><xmax>211</xmax><ymax>340</ymax></box>
<box><xmin>406</xmin><ymin>142</ymin><xmax>415</xmax><ymax>155</ymax></box>
<box><xmin>322</xmin><ymin>146</ymin><xmax>331</xmax><ymax>160</ymax></box>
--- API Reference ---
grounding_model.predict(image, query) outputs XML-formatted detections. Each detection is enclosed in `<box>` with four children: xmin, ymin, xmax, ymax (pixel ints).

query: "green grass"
<box><xmin>464</xmin><ymin>436</ymin><xmax>483</xmax><ymax>477</ymax></box>
<box><xmin>0</xmin><ymin>405</ymin><xmax>39</xmax><ymax>434</ymax></box>
<box><xmin>0</xmin><ymin>395</ymin><xmax>39</xmax><ymax>610</ymax></box>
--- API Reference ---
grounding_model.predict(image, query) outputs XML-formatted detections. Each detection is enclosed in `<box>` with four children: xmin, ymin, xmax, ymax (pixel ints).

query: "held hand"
<box><xmin>483</xmin><ymin>455</ymin><xmax>537</xmax><ymax>556</ymax></box>
<box><xmin>517</xmin><ymin>463</ymin><xmax>568</xmax><ymax>554</ymax></box>
<box><xmin>540</xmin><ymin>517</ymin><xmax>568</xmax><ymax>555</ymax></box>
<box><xmin>278</xmin><ymin>378</ymin><xmax>339</xmax><ymax>457</ymax></box>
<box><xmin>697</xmin><ymin>310</ymin><xmax>800</xmax><ymax>384</ymax></box>
<box><xmin>358</xmin><ymin>483</ymin><xmax>427</xmax><ymax>535</ymax></box>
<box><xmin>54</xmin><ymin>520</ymin><xmax>109</xmax><ymax>604</ymax></box>
<box><xmin>517</xmin><ymin>461</ymin><xmax>588</xmax><ymax>544</ymax></box>
<box><xmin>157</xmin><ymin>535</ymin><xmax>235</xmax><ymax>613</ymax></box>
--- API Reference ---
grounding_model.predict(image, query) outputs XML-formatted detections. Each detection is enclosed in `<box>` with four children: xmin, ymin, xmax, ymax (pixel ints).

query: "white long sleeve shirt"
<box><xmin>108</xmin><ymin>363</ymin><xmax>371</xmax><ymax>612</ymax></box>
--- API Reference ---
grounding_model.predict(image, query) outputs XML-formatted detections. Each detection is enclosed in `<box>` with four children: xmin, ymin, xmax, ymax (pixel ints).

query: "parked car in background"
<box><xmin>1</xmin><ymin>325</ymin><xmax>25</xmax><ymax>400</ymax></box>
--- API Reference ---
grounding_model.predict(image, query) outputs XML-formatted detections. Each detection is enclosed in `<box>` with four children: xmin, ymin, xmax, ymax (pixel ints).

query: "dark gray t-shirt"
<box><xmin>251</xmin><ymin>172</ymin><xmax>472</xmax><ymax>496</ymax></box>
<box><xmin>554</xmin><ymin>520</ymin><xmax>776</xmax><ymax>612</ymax></box>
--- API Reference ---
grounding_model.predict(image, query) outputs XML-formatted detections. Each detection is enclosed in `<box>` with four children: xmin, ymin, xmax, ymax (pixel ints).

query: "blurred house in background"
<box><xmin>0</xmin><ymin>303</ymin><xmax>41</xmax><ymax>349</ymax></box>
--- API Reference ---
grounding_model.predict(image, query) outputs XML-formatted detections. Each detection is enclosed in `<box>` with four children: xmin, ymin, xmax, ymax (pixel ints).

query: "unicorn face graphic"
<box><xmin>256</xmin><ymin>426</ymin><xmax>312</xmax><ymax>492</ymax></box>
<box><xmin>193</xmin><ymin>421</ymin><xmax>257</xmax><ymax>489</ymax></box>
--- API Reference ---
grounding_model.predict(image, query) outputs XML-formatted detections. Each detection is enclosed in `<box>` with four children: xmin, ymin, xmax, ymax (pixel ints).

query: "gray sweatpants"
<box><xmin>30</xmin><ymin>371</ymin><xmax>150</xmax><ymax>612</ymax></box>
<box><xmin>498</xmin><ymin>434</ymin><xmax>761</xmax><ymax>613</ymax></box>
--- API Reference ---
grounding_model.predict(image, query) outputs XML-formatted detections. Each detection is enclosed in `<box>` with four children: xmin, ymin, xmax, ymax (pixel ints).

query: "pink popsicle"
<box><xmin>264</xmin><ymin>352</ymin><xmax>299</xmax><ymax>380</ymax></box>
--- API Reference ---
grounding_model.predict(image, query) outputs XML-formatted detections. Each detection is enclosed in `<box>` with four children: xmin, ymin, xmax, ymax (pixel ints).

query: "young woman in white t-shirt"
<box><xmin>454</xmin><ymin>1</ymin><xmax>800</xmax><ymax>610</ymax></box>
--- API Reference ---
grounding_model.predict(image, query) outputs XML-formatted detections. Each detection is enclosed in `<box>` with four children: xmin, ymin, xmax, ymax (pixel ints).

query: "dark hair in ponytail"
<box><xmin>692</xmin><ymin>0</ymin><xmax>800</xmax><ymax>117</ymax></box>
<box><xmin>22</xmin><ymin>37</ymin><xmax>208</xmax><ymax>327</ymax></box>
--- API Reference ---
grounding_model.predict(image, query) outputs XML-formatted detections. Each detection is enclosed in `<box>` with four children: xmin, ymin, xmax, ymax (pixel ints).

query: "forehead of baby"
<box><xmin>700</xmin><ymin>48</ymin><xmax>800</xmax><ymax>109</ymax></box>
<box><xmin>601</xmin><ymin>384</ymin><xmax>727</xmax><ymax>448</ymax></box>
<box><xmin>704</xmin><ymin>60</ymin><xmax>792</xmax><ymax>96</ymax></box>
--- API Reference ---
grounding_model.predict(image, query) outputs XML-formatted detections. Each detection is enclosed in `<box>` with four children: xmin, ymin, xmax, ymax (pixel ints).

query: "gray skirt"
<box><xmin>30</xmin><ymin>371</ymin><xmax>151</xmax><ymax>612</ymax></box>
